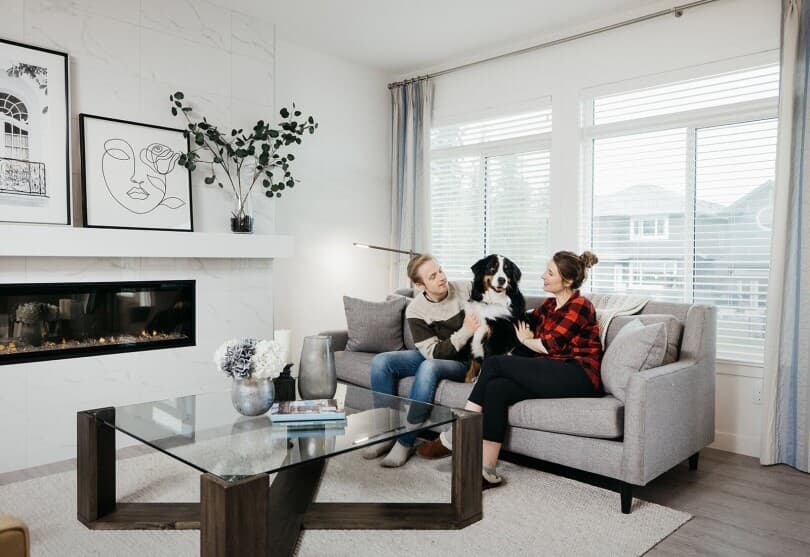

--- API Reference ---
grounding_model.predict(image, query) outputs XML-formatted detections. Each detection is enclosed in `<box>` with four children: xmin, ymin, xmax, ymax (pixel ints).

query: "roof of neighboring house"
<box><xmin>593</xmin><ymin>183</ymin><xmax>767</xmax><ymax>217</ymax></box>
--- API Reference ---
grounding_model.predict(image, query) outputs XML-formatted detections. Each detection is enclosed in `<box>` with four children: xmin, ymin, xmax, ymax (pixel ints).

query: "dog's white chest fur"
<box><xmin>466</xmin><ymin>290</ymin><xmax>512</xmax><ymax>321</ymax></box>
<box><xmin>466</xmin><ymin>292</ymin><xmax>512</xmax><ymax>359</ymax></box>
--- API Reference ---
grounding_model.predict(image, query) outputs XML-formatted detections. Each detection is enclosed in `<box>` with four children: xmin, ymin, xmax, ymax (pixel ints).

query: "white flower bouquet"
<box><xmin>214</xmin><ymin>338</ymin><xmax>284</xmax><ymax>380</ymax></box>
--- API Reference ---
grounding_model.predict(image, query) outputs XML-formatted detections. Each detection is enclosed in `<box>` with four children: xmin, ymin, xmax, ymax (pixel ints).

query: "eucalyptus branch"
<box><xmin>169</xmin><ymin>91</ymin><xmax>319</xmax><ymax>222</ymax></box>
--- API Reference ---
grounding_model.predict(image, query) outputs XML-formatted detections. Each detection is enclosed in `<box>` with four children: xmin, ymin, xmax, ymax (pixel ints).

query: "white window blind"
<box><xmin>590</xmin><ymin>129</ymin><xmax>688</xmax><ymax>301</ymax></box>
<box><xmin>694</xmin><ymin>119</ymin><xmax>777</xmax><ymax>362</ymax></box>
<box><xmin>594</xmin><ymin>65</ymin><xmax>780</xmax><ymax>125</ymax></box>
<box><xmin>585</xmin><ymin>63</ymin><xmax>778</xmax><ymax>363</ymax></box>
<box><xmin>430</xmin><ymin>105</ymin><xmax>551</xmax><ymax>293</ymax></box>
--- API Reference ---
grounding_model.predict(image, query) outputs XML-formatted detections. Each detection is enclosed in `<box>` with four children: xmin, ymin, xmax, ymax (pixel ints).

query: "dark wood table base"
<box><xmin>77</xmin><ymin>408</ymin><xmax>483</xmax><ymax>557</ymax></box>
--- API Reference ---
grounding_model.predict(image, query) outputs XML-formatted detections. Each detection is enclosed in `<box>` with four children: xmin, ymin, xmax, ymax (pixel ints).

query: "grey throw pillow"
<box><xmin>601</xmin><ymin>320</ymin><xmax>668</xmax><ymax>402</ymax></box>
<box><xmin>387</xmin><ymin>294</ymin><xmax>417</xmax><ymax>351</ymax></box>
<box><xmin>343</xmin><ymin>295</ymin><xmax>407</xmax><ymax>352</ymax></box>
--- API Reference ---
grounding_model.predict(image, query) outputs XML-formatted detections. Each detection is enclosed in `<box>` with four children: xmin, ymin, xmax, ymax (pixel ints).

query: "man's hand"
<box><xmin>514</xmin><ymin>321</ymin><xmax>534</xmax><ymax>343</ymax></box>
<box><xmin>463</xmin><ymin>311</ymin><xmax>482</xmax><ymax>333</ymax></box>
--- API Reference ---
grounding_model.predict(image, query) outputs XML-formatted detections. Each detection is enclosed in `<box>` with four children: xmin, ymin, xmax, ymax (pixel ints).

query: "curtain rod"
<box><xmin>387</xmin><ymin>0</ymin><xmax>722</xmax><ymax>89</ymax></box>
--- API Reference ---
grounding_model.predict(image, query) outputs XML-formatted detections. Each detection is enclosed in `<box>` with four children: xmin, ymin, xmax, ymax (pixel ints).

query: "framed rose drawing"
<box><xmin>79</xmin><ymin>114</ymin><xmax>193</xmax><ymax>231</ymax></box>
<box><xmin>0</xmin><ymin>38</ymin><xmax>70</xmax><ymax>225</ymax></box>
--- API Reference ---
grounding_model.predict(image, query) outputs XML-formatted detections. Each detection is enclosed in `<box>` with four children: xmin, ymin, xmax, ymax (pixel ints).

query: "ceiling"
<box><xmin>228</xmin><ymin>0</ymin><xmax>678</xmax><ymax>76</ymax></box>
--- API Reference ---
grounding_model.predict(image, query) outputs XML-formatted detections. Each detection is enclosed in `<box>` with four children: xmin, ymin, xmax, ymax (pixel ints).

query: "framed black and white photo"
<box><xmin>0</xmin><ymin>38</ymin><xmax>70</xmax><ymax>225</ymax></box>
<box><xmin>79</xmin><ymin>114</ymin><xmax>193</xmax><ymax>232</ymax></box>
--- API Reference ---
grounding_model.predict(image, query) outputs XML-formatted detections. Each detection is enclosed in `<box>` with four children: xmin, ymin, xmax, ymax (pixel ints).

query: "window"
<box><xmin>630</xmin><ymin>216</ymin><xmax>669</xmax><ymax>240</ymax></box>
<box><xmin>583</xmin><ymin>62</ymin><xmax>779</xmax><ymax>363</ymax></box>
<box><xmin>430</xmin><ymin>103</ymin><xmax>552</xmax><ymax>294</ymax></box>
<box><xmin>0</xmin><ymin>93</ymin><xmax>30</xmax><ymax>161</ymax></box>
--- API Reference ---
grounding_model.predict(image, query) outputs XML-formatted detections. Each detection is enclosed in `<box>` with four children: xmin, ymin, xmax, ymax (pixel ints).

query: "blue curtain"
<box><xmin>761</xmin><ymin>0</ymin><xmax>810</xmax><ymax>472</ymax></box>
<box><xmin>389</xmin><ymin>79</ymin><xmax>433</xmax><ymax>289</ymax></box>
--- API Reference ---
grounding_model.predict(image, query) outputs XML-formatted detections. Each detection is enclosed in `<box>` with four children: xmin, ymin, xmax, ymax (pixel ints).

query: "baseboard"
<box><xmin>709</xmin><ymin>431</ymin><xmax>760</xmax><ymax>458</ymax></box>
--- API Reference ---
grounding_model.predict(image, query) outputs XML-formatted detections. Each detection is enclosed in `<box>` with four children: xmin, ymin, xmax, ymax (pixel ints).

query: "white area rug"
<box><xmin>0</xmin><ymin>451</ymin><xmax>690</xmax><ymax>556</ymax></box>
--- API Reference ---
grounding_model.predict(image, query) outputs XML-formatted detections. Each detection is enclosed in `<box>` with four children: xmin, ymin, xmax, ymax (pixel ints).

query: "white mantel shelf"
<box><xmin>0</xmin><ymin>225</ymin><xmax>294</xmax><ymax>259</ymax></box>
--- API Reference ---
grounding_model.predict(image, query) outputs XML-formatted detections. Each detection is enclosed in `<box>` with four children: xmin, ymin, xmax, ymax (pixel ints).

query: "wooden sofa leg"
<box><xmin>620</xmin><ymin>482</ymin><xmax>633</xmax><ymax>514</ymax></box>
<box><xmin>688</xmin><ymin>452</ymin><xmax>699</xmax><ymax>471</ymax></box>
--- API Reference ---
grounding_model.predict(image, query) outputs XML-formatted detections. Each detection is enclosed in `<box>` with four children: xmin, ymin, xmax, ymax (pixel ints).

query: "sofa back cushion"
<box><xmin>601</xmin><ymin>320</ymin><xmax>668</xmax><ymax>402</ymax></box>
<box><xmin>606</xmin><ymin>314</ymin><xmax>683</xmax><ymax>364</ymax></box>
<box><xmin>343</xmin><ymin>295</ymin><xmax>407</xmax><ymax>352</ymax></box>
<box><xmin>387</xmin><ymin>294</ymin><xmax>417</xmax><ymax>350</ymax></box>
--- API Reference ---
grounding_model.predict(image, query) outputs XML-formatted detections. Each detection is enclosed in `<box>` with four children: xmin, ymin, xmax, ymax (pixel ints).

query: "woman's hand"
<box><xmin>514</xmin><ymin>321</ymin><xmax>533</xmax><ymax>343</ymax></box>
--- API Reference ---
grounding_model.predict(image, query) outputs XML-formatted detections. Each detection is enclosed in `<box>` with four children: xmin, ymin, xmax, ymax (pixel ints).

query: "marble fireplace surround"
<box><xmin>0</xmin><ymin>225</ymin><xmax>293</xmax><ymax>473</ymax></box>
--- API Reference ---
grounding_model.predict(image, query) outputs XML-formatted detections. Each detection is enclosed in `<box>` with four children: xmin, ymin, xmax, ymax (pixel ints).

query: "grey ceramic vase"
<box><xmin>231</xmin><ymin>376</ymin><xmax>275</xmax><ymax>416</ymax></box>
<box><xmin>298</xmin><ymin>335</ymin><xmax>337</xmax><ymax>399</ymax></box>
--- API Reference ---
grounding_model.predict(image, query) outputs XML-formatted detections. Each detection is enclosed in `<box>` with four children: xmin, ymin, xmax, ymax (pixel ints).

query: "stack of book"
<box><xmin>270</xmin><ymin>399</ymin><xmax>347</xmax><ymax>438</ymax></box>
<box><xmin>270</xmin><ymin>398</ymin><xmax>346</xmax><ymax>424</ymax></box>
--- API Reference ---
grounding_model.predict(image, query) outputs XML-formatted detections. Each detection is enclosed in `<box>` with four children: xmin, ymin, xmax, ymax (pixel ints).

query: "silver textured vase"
<box><xmin>231</xmin><ymin>376</ymin><xmax>275</xmax><ymax>416</ymax></box>
<box><xmin>298</xmin><ymin>335</ymin><xmax>337</xmax><ymax>399</ymax></box>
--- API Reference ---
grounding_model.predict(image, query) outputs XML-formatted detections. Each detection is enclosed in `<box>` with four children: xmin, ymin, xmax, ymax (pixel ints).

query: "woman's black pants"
<box><xmin>468</xmin><ymin>354</ymin><xmax>602</xmax><ymax>443</ymax></box>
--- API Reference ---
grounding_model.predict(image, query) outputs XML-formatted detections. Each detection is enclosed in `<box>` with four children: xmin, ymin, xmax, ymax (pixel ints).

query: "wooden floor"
<box><xmin>502</xmin><ymin>448</ymin><xmax>810</xmax><ymax>557</ymax></box>
<box><xmin>2</xmin><ymin>447</ymin><xmax>809</xmax><ymax>556</ymax></box>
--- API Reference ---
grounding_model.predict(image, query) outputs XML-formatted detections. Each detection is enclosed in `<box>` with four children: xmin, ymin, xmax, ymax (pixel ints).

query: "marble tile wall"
<box><xmin>0</xmin><ymin>1</ymin><xmax>280</xmax><ymax>472</ymax></box>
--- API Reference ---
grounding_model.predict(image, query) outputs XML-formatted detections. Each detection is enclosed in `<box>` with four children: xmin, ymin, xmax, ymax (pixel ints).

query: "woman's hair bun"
<box><xmin>579</xmin><ymin>251</ymin><xmax>599</xmax><ymax>268</ymax></box>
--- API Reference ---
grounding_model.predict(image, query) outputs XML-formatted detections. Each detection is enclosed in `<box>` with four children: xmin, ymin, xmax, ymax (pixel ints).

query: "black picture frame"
<box><xmin>0</xmin><ymin>37</ymin><xmax>70</xmax><ymax>225</ymax></box>
<box><xmin>79</xmin><ymin>113</ymin><xmax>194</xmax><ymax>232</ymax></box>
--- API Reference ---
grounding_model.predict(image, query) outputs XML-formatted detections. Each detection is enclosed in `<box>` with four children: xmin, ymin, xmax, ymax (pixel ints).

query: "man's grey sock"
<box><xmin>439</xmin><ymin>430</ymin><xmax>453</xmax><ymax>450</ymax></box>
<box><xmin>381</xmin><ymin>441</ymin><xmax>415</xmax><ymax>467</ymax></box>
<box><xmin>362</xmin><ymin>439</ymin><xmax>395</xmax><ymax>460</ymax></box>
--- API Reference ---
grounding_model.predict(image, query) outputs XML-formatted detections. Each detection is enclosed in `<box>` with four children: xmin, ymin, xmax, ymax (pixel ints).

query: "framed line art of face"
<box><xmin>0</xmin><ymin>38</ymin><xmax>70</xmax><ymax>225</ymax></box>
<box><xmin>79</xmin><ymin>114</ymin><xmax>194</xmax><ymax>232</ymax></box>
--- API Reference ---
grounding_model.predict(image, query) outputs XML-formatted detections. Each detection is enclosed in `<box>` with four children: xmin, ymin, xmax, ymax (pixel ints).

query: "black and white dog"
<box><xmin>464</xmin><ymin>254</ymin><xmax>526</xmax><ymax>382</ymax></box>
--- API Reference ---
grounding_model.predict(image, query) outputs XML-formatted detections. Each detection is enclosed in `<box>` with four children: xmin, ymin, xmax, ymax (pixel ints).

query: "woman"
<box><xmin>418</xmin><ymin>250</ymin><xmax>604</xmax><ymax>488</ymax></box>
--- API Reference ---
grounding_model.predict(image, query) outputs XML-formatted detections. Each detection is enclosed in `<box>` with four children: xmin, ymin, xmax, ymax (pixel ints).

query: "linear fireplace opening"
<box><xmin>0</xmin><ymin>280</ymin><xmax>195</xmax><ymax>365</ymax></box>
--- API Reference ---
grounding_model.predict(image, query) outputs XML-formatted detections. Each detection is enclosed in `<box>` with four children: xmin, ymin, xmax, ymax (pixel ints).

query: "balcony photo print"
<box><xmin>0</xmin><ymin>38</ymin><xmax>70</xmax><ymax>225</ymax></box>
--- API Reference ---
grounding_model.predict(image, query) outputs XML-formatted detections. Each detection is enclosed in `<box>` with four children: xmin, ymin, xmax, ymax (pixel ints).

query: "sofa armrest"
<box><xmin>318</xmin><ymin>330</ymin><xmax>348</xmax><ymax>352</ymax></box>
<box><xmin>620</xmin><ymin>357</ymin><xmax>715</xmax><ymax>485</ymax></box>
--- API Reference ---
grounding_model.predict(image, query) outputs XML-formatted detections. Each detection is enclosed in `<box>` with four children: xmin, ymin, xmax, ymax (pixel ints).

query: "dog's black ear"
<box><xmin>470</xmin><ymin>276</ymin><xmax>484</xmax><ymax>302</ymax></box>
<box><xmin>471</xmin><ymin>256</ymin><xmax>489</xmax><ymax>276</ymax></box>
<box><xmin>511</xmin><ymin>288</ymin><xmax>526</xmax><ymax>318</ymax></box>
<box><xmin>505</xmin><ymin>257</ymin><xmax>522</xmax><ymax>283</ymax></box>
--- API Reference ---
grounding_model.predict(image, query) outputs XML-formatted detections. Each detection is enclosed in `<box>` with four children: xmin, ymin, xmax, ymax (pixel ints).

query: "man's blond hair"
<box><xmin>406</xmin><ymin>254</ymin><xmax>435</xmax><ymax>285</ymax></box>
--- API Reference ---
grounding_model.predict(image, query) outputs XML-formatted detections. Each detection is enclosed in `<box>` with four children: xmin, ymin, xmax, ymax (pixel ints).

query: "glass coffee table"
<box><xmin>76</xmin><ymin>384</ymin><xmax>482</xmax><ymax>557</ymax></box>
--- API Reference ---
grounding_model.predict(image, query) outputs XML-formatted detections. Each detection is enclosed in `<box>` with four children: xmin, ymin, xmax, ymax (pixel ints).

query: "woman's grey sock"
<box><xmin>362</xmin><ymin>439</ymin><xmax>395</xmax><ymax>460</ymax></box>
<box><xmin>483</xmin><ymin>465</ymin><xmax>502</xmax><ymax>483</ymax></box>
<box><xmin>381</xmin><ymin>441</ymin><xmax>415</xmax><ymax>467</ymax></box>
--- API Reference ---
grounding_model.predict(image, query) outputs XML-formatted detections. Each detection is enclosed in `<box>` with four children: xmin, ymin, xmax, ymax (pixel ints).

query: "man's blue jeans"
<box><xmin>370</xmin><ymin>350</ymin><xmax>467</xmax><ymax>447</ymax></box>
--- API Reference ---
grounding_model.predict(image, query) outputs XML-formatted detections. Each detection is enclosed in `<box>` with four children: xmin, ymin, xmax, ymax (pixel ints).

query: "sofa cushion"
<box><xmin>507</xmin><ymin>396</ymin><xmax>625</xmax><ymax>439</ymax></box>
<box><xmin>431</xmin><ymin>380</ymin><xmax>624</xmax><ymax>439</ymax></box>
<box><xmin>343</xmin><ymin>295</ymin><xmax>407</xmax><ymax>352</ymax></box>
<box><xmin>335</xmin><ymin>351</ymin><xmax>377</xmax><ymax>388</ymax></box>
<box><xmin>606</xmin><ymin>314</ymin><xmax>683</xmax><ymax>364</ymax></box>
<box><xmin>602</xmin><ymin>320</ymin><xmax>667</xmax><ymax>402</ymax></box>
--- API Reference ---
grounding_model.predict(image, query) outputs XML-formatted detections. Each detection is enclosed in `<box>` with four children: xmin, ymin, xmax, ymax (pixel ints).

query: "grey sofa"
<box><xmin>322</xmin><ymin>291</ymin><xmax>716</xmax><ymax>513</ymax></box>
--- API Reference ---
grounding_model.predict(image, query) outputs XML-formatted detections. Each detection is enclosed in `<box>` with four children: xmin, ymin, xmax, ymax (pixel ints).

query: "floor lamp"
<box><xmin>352</xmin><ymin>242</ymin><xmax>421</xmax><ymax>257</ymax></box>
<box><xmin>353</xmin><ymin>242</ymin><xmax>422</xmax><ymax>287</ymax></box>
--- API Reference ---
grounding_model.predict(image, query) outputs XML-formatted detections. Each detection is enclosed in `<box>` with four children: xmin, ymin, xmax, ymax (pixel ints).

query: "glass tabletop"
<box><xmin>99</xmin><ymin>383</ymin><xmax>457</xmax><ymax>481</ymax></box>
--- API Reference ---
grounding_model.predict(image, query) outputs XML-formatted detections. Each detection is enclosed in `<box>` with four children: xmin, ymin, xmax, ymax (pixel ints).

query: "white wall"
<box><xmin>415</xmin><ymin>0</ymin><xmax>780</xmax><ymax>457</ymax></box>
<box><xmin>272</xmin><ymin>38</ymin><xmax>392</xmax><ymax>364</ymax></box>
<box><xmin>0</xmin><ymin>0</ymin><xmax>283</xmax><ymax>472</ymax></box>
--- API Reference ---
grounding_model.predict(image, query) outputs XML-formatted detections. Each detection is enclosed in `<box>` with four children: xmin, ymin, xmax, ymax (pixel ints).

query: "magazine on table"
<box><xmin>269</xmin><ymin>398</ymin><xmax>346</xmax><ymax>422</ymax></box>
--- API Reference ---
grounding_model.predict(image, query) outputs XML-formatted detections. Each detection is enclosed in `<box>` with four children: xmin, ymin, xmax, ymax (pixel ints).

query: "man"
<box><xmin>364</xmin><ymin>254</ymin><xmax>479</xmax><ymax>467</ymax></box>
